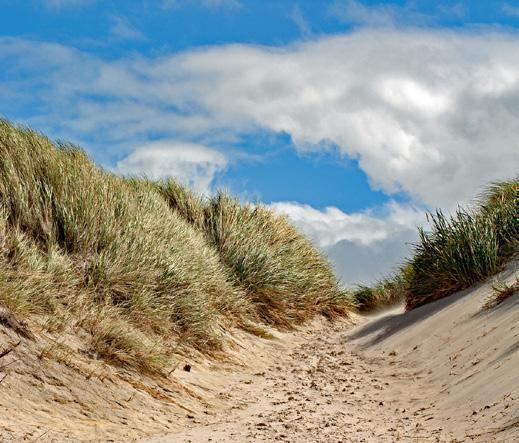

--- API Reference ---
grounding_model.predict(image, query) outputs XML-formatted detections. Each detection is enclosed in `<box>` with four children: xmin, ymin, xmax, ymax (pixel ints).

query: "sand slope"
<box><xmin>0</xmin><ymin>262</ymin><xmax>517</xmax><ymax>442</ymax></box>
<box><xmin>145</xmin><ymin>261</ymin><xmax>518</xmax><ymax>442</ymax></box>
<box><xmin>347</xmin><ymin>260</ymin><xmax>519</xmax><ymax>442</ymax></box>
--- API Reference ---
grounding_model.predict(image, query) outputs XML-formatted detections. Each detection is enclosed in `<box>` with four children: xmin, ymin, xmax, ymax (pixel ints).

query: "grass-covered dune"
<box><xmin>0</xmin><ymin>119</ymin><xmax>349</xmax><ymax>374</ymax></box>
<box><xmin>350</xmin><ymin>179</ymin><xmax>518</xmax><ymax>312</ymax></box>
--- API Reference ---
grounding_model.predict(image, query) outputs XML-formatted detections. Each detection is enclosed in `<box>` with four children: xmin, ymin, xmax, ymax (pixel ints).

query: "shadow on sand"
<box><xmin>346</xmin><ymin>281</ymin><xmax>486</xmax><ymax>348</ymax></box>
<box><xmin>348</xmin><ymin>259</ymin><xmax>519</xmax><ymax>349</ymax></box>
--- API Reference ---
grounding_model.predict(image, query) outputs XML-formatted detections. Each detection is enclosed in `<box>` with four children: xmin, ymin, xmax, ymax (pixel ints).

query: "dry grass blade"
<box><xmin>483</xmin><ymin>278</ymin><xmax>519</xmax><ymax>309</ymax></box>
<box><xmin>0</xmin><ymin>119</ymin><xmax>351</xmax><ymax>374</ymax></box>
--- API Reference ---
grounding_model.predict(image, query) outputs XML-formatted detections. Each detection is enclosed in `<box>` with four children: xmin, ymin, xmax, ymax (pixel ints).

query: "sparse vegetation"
<box><xmin>350</xmin><ymin>267</ymin><xmax>410</xmax><ymax>312</ymax></box>
<box><xmin>0</xmin><ymin>120</ymin><xmax>350</xmax><ymax>374</ymax></box>
<box><xmin>483</xmin><ymin>278</ymin><xmax>519</xmax><ymax>309</ymax></box>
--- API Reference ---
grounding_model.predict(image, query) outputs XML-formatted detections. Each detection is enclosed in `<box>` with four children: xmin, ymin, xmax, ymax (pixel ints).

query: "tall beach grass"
<box><xmin>0</xmin><ymin>120</ymin><xmax>350</xmax><ymax>374</ymax></box>
<box><xmin>349</xmin><ymin>179</ymin><xmax>518</xmax><ymax>311</ymax></box>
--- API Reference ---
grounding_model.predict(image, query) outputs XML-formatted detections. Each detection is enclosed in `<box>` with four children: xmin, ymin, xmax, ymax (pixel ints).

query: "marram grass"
<box><xmin>349</xmin><ymin>179</ymin><xmax>518</xmax><ymax>312</ymax></box>
<box><xmin>405</xmin><ymin>179</ymin><xmax>518</xmax><ymax>309</ymax></box>
<box><xmin>0</xmin><ymin>119</ymin><xmax>350</xmax><ymax>374</ymax></box>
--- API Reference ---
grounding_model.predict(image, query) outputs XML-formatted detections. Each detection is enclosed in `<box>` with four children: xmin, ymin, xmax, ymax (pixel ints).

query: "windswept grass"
<box><xmin>203</xmin><ymin>193</ymin><xmax>351</xmax><ymax>323</ymax></box>
<box><xmin>351</xmin><ymin>179</ymin><xmax>518</xmax><ymax>312</ymax></box>
<box><xmin>405</xmin><ymin>179</ymin><xmax>518</xmax><ymax>309</ymax></box>
<box><xmin>158</xmin><ymin>187</ymin><xmax>351</xmax><ymax>325</ymax></box>
<box><xmin>0</xmin><ymin>120</ymin><xmax>349</xmax><ymax>374</ymax></box>
<box><xmin>482</xmin><ymin>278</ymin><xmax>519</xmax><ymax>310</ymax></box>
<box><xmin>350</xmin><ymin>267</ymin><xmax>410</xmax><ymax>313</ymax></box>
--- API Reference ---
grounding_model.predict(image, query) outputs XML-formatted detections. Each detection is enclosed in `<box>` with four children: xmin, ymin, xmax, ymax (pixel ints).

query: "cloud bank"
<box><xmin>2</xmin><ymin>30</ymin><xmax>518</xmax><ymax>208</ymax></box>
<box><xmin>2</xmin><ymin>29</ymin><xmax>519</xmax><ymax>283</ymax></box>
<box><xmin>270</xmin><ymin>201</ymin><xmax>425</xmax><ymax>285</ymax></box>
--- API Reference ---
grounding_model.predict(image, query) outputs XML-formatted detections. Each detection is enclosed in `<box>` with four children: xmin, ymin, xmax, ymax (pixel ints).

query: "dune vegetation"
<box><xmin>0</xmin><ymin>119</ymin><xmax>350</xmax><ymax>374</ymax></box>
<box><xmin>350</xmin><ymin>179</ymin><xmax>518</xmax><ymax>312</ymax></box>
<box><xmin>1</xmin><ymin>118</ymin><xmax>516</xmax><ymax>375</ymax></box>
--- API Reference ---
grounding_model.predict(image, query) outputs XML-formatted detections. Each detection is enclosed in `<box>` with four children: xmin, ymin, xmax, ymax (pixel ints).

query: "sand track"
<box><xmin>1</xmin><ymin>263</ymin><xmax>517</xmax><ymax>442</ymax></box>
<box><xmin>147</xmin><ymin>321</ymin><xmax>446</xmax><ymax>442</ymax></box>
<box><xmin>147</xmin><ymin>262</ymin><xmax>518</xmax><ymax>443</ymax></box>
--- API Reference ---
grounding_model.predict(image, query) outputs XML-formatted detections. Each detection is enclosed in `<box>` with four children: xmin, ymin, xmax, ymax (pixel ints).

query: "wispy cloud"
<box><xmin>329</xmin><ymin>0</ymin><xmax>402</xmax><ymax>27</ymax></box>
<box><xmin>42</xmin><ymin>0</ymin><xmax>96</xmax><ymax>10</ymax></box>
<box><xmin>502</xmin><ymin>2</ymin><xmax>519</xmax><ymax>17</ymax></box>
<box><xmin>328</xmin><ymin>0</ymin><xmax>464</xmax><ymax>27</ymax></box>
<box><xmin>288</xmin><ymin>4</ymin><xmax>311</xmax><ymax>37</ymax></box>
<box><xmin>437</xmin><ymin>3</ymin><xmax>465</xmax><ymax>19</ymax></box>
<box><xmin>110</xmin><ymin>16</ymin><xmax>146</xmax><ymax>41</ymax></box>
<box><xmin>162</xmin><ymin>0</ymin><xmax>242</xmax><ymax>10</ymax></box>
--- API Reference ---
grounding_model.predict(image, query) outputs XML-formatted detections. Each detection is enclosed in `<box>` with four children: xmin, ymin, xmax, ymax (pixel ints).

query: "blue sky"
<box><xmin>1</xmin><ymin>0</ymin><xmax>519</xmax><ymax>284</ymax></box>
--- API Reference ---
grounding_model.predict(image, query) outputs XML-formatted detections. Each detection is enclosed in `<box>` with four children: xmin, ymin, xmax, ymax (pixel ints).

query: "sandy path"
<box><xmin>146</xmin><ymin>261</ymin><xmax>518</xmax><ymax>443</ymax></box>
<box><xmin>1</xmin><ymin>264</ymin><xmax>515</xmax><ymax>442</ymax></box>
<box><xmin>146</xmin><ymin>320</ymin><xmax>448</xmax><ymax>443</ymax></box>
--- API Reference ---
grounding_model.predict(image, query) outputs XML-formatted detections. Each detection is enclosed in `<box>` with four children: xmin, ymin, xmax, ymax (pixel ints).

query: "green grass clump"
<box><xmin>159</xmin><ymin>188</ymin><xmax>350</xmax><ymax>326</ymax></box>
<box><xmin>350</xmin><ymin>267</ymin><xmax>410</xmax><ymax>313</ymax></box>
<box><xmin>349</xmin><ymin>179</ymin><xmax>517</xmax><ymax>313</ymax></box>
<box><xmin>405</xmin><ymin>179</ymin><xmax>518</xmax><ymax>309</ymax></box>
<box><xmin>0</xmin><ymin>119</ymin><xmax>350</xmax><ymax>374</ymax></box>
<box><xmin>204</xmin><ymin>193</ymin><xmax>351</xmax><ymax>324</ymax></box>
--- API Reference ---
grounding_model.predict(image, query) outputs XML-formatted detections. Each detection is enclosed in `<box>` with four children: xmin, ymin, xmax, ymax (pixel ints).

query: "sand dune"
<box><xmin>144</xmin><ymin>261</ymin><xmax>518</xmax><ymax>442</ymax></box>
<box><xmin>0</xmin><ymin>262</ymin><xmax>517</xmax><ymax>442</ymax></box>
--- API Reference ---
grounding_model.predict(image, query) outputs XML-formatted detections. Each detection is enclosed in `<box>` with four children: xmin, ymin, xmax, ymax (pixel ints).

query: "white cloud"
<box><xmin>115</xmin><ymin>141</ymin><xmax>227</xmax><ymax>194</ymax></box>
<box><xmin>161</xmin><ymin>31</ymin><xmax>519</xmax><ymax>208</ymax></box>
<box><xmin>270</xmin><ymin>201</ymin><xmax>425</xmax><ymax>285</ymax></box>
<box><xmin>2</xmin><ymin>29</ymin><xmax>519</xmax><ymax>209</ymax></box>
<box><xmin>110</xmin><ymin>17</ymin><xmax>146</xmax><ymax>41</ymax></box>
<box><xmin>270</xmin><ymin>200</ymin><xmax>424</xmax><ymax>248</ymax></box>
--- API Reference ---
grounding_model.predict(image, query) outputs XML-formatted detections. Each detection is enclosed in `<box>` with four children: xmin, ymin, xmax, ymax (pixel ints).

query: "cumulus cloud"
<box><xmin>3</xmin><ymin>30</ymin><xmax>518</xmax><ymax>208</ymax></box>
<box><xmin>270</xmin><ymin>201</ymin><xmax>425</xmax><ymax>248</ymax></box>
<box><xmin>163</xmin><ymin>31</ymin><xmax>519</xmax><ymax>208</ymax></box>
<box><xmin>325</xmin><ymin>232</ymin><xmax>416</xmax><ymax>286</ymax></box>
<box><xmin>270</xmin><ymin>201</ymin><xmax>425</xmax><ymax>285</ymax></box>
<box><xmin>115</xmin><ymin>141</ymin><xmax>227</xmax><ymax>194</ymax></box>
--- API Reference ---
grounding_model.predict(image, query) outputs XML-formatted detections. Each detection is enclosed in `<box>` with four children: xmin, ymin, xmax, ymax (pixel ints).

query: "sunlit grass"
<box><xmin>0</xmin><ymin>119</ymin><xmax>350</xmax><ymax>374</ymax></box>
<box><xmin>405</xmin><ymin>179</ymin><xmax>518</xmax><ymax>309</ymax></box>
<box><xmin>349</xmin><ymin>179</ymin><xmax>518</xmax><ymax>312</ymax></box>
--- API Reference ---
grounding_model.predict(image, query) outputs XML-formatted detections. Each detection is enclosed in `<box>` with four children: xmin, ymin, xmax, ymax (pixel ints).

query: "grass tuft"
<box><xmin>350</xmin><ymin>267</ymin><xmax>411</xmax><ymax>313</ymax></box>
<box><xmin>405</xmin><ymin>179</ymin><xmax>518</xmax><ymax>309</ymax></box>
<box><xmin>483</xmin><ymin>278</ymin><xmax>519</xmax><ymax>310</ymax></box>
<box><xmin>349</xmin><ymin>179</ymin><xmax>518</xmax><ymax>312</ymax></box>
